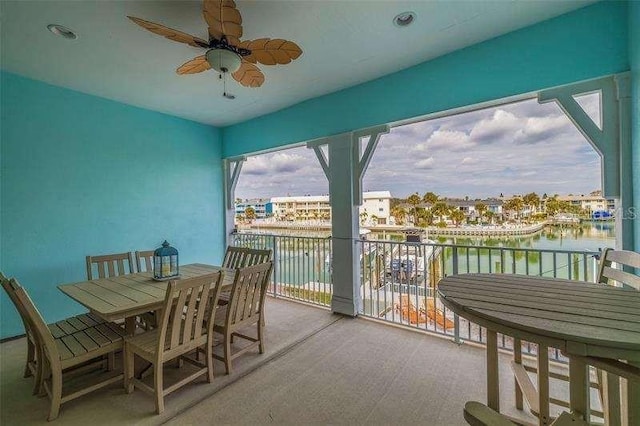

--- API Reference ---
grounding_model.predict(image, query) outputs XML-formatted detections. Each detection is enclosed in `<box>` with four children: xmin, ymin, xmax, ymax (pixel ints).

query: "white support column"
<box><xmin>327</xmin><ymin>132</ymin><xmax>361</xmax><ymax>315</ymax></box>
<box><xmin>307</xmin><ymin>125</ymin><xmax>389</xmax><ymax>316</ymax></box>
<box><xmin>223</xmin><ymin>156</ymin><xmax>245</xmax><ymax>248</ymax></box>
<box><xmin>614</xmin><ymin>73</ymin><xmax>634</xmax><ymax>252</ymax></box>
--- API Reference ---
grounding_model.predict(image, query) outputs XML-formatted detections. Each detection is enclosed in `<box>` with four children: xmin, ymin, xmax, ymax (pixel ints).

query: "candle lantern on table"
<box><xmin>153</xmin><ymin>240</ymin><xmax>179</xmax><ymax>280</ymax></box>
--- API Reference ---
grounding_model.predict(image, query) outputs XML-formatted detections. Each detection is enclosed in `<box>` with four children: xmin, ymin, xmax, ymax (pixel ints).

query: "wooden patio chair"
<box><xmin>135</xmin><ymin>250</ymin><xmax>155</xmax><ymax>273</ymax></box>
<box><xmin>86</xmin><ymin>252</ymin><xmax>134</xmax><ymax>280</ymax></box>
<box><xmin>213</xmin><ymin>261</ymin><xmax>273</xmax><ymax>375</ymax></box>
<box><xmin>124</xmin><ymin>271</ymin><xmax>224</xmax><ymax>414</ymax></box>
<box><xmin>12</xmin><ymin>280</ymin><xmax>125</xmax><ymax>421</ymax></box>
<box><xmin>463</xmin><ymin>401</ymin><xmax>587</xmax><ymax>426</ymax></box>
<box><xmin>219</xmin><ymin>246</ymin><xmax>272</xmax><ymax>305</ymax></box>
<box><xmin>1</xmin><ymin>273</ymin><xmax>107</xmax><ymax>395</ymax></box>
<box><xmin>134</xmin><ymin>250</ymin><xmax>159</xmax><ymax>329</ymax></box>
<box><xmin>594</xmin><ymin>248</ymin><xmax>640</xmax><ymax>425</ymax></box>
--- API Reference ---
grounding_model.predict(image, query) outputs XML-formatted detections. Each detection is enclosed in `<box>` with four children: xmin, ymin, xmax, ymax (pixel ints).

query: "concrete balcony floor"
<box><xmin>1</xmin><ymin>298</ymin><xmax>572</xmax><ymax>425</ymax></box>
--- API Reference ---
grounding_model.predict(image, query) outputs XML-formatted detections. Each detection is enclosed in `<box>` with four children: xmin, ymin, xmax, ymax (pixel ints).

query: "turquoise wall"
<box><xmin>0</xmin><ymin>72</ymin><xmax>224</xmax><ymax>339</ymax></box>
<box><xmin>631</xmin><ymin>1</ymin><xmax>640</xmax><ymax>251</ymax></box>
<box><xmin>222</xmin><ymin>1</ymin><xmax>629</xmax><ymax>157</ymax></box>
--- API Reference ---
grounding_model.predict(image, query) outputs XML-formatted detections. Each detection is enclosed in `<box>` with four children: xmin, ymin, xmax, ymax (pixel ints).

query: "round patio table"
<box><xmin>438</xmin><ymin>273</ymin><xmax>640</xmax><ymax>426</ymax></box>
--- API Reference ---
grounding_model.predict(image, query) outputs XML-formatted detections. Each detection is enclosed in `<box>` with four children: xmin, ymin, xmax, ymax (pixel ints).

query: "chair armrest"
<box><xmin>463</xmin><ymin>401</ymin><xmax>516</xmax><ymax>426</ymax></box>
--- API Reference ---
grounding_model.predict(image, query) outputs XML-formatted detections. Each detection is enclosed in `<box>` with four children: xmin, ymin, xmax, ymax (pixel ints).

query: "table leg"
<box><xmin>628</xmin><ymin>361</ymin><xmax>640</xmax><ymax>426</ymax></box>
<box><xmin>569</xmin><ymin>356</ymin><xmax>589</xmax><ymax>421</ymax></box>
<box><xmin>537</xmin><ymin>344</ymin><xmax>550</xmax><ymax>426</ymax></box>
<box><xmin>487</xmin><ymin>329</ymin><xmax>500</xmax><ymax>412</ymax></box>
<box><xmin>125</xmin><ymin>316</ymin><xmax>136</xmax><ymax>336</ymax></box>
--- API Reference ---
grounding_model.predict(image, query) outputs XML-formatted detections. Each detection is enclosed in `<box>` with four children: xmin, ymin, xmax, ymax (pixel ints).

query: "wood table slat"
<box><xmin>441</xmin><ymin>285</ymin><xmax>640</xmax><ymax>316</ymax></box>
<box><xmin>444</xmin><ymin>291</ymin><xmax>640</xmax><ymax>326</ymax></box>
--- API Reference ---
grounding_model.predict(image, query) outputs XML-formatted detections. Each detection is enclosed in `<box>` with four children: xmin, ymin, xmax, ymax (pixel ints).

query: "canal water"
<box><xmin>241</xmin><ymin>221</ymin><xmax>616</xmax><ymax>287</ymax></box>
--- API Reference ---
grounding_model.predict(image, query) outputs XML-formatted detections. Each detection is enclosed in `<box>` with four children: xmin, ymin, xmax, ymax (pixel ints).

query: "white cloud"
<box><xmin>237</xmin><ymin>98</ymin><xmax>602</xmax><ymax>199</ymax></box>
<box><xmin>414</xmin><ymin>157</ymin><xmax>435</xmax><ymax>169</ymax></box>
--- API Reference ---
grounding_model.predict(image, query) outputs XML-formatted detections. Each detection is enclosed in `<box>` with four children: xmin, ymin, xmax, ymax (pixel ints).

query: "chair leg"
<box><xmin>258</xmin><ymin>318</ymin><xmax>265</xmax><ymax>354</ymax></box>
<box><xmin>47</xmin><ymin>369</ymin><xmax>63</xmax><ymax>421</ymax></box>
<box><xmin>206</xmin><ymin>345</ymin><xmax>214</xmax><ymax>383</ymax></box>
<box><xmin>24</xmin><ymin>338</ymin><xmax>35</xmax><ymax>378</ymax></box>
<box><xmin>32</xmin><ymin>346</ymin><xmax>43</xmax><ymax>395</ymax></box>
<box><xmin>224</xmin><ymin>332</ymin><xmax>232</xmax><ymax>375</ymax></box>
<box><xmin>124</xmin><ymin>346</ymin><xmax>135</xmax><ymax>394</ymax></box>
<box><xmin>154</xmin><ymin>363</ymin><xmax>164</xmax><ymax>414</ymax></box>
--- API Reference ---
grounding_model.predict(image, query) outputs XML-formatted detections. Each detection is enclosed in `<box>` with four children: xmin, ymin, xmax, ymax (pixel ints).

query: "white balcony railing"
<box><xmin>231</xmin><ymin>232</ymin><xmax>600</xmax><ymax>362</ymax></box>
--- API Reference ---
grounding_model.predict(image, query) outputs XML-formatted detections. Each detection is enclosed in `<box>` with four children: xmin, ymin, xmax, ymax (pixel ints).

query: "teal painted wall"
<box><xmin>222</xmin><ymin>1</ymin><xmax>629</xmax><ymax>157</ymax></box>
<box><xmin>0</xmin><ymin>72</ymin><xmax>224</xmax><ymax>339</ymax></box>
<box><xmin>631</xmin><ymin>1</ymin><xmax>640</xmax><ymax>251</ymax></box>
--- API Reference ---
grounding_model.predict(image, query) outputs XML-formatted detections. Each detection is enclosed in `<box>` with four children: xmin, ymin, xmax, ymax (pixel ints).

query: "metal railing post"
<box><xmin>451</xmin><ymin>246</ymin><xmax>462</xmax><ymax>344</ymax></box>
<box><xmin>272</xmin><ymin>234</ymin><xmax>278</xmax><ymax>298</ymax></box>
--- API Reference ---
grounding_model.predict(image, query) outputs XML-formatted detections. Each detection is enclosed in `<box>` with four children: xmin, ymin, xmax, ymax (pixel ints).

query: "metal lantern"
<box><xmin>153</xmin><ymin>240</ymin><xmax>179</xmax><ymax>280</ymax></box>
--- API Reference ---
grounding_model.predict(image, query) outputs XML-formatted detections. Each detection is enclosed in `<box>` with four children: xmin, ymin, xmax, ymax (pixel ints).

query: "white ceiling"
<box><xmin>1</xmin><ymin>1</ymin><xmax>594</xmax><ymax>126</ymax></box>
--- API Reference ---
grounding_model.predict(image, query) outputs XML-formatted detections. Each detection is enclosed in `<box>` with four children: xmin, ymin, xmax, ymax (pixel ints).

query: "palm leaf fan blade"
<box><xmin>127</xmin><ymin>16</ymin><xmax>208</xmax><ymax>48</ymax></box>
<box><xmin>177</xmin><ymin>56</ymin><xmax>211</xmax><ymax>74</ymax></box>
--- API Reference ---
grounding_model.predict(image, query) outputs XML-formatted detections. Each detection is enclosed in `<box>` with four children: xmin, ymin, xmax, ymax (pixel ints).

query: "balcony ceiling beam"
<box><xmin>224</xmin><ymin>156</ymin><xmax>246</xmax><ymax>246</ymax></box>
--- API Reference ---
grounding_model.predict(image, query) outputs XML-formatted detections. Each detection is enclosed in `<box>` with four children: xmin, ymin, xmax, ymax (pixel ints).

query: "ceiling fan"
<box><xmin>128</xmin><ymin>0</ymin><xmax>302</xmax><ymax>98</ymax></box>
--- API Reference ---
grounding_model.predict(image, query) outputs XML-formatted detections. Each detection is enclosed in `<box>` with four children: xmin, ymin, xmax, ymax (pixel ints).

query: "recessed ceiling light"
<box><xmin>47</xmin><ymin>24</ymin><xmax>78</xmax><ymax>40</ymax></box>
<box><xmin>393</xmin><ymin>11</ymin><xmax>416</xmax><ymax>27</ymax></box>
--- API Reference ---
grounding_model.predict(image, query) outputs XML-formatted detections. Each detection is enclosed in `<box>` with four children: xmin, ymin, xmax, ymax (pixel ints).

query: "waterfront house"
<box><xmin>1</xmin><ymin>1</ymin><xmax>639</xmax><ymax>424</ymax></box>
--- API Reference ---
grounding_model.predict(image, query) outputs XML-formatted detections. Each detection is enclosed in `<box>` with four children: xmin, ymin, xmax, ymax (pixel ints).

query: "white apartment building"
<box><xmin>557</xmin><ymin>193</ymin><xmax>615</xmax><ymax>213</ymax></box>
<box><xmin>269</xmin><ymin>191</ymin><xmax>392</xmax><ymax>224</ymax></box>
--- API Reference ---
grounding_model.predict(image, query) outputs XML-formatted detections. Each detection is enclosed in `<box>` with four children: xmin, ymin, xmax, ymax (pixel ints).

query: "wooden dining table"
<box><xmin>438</xmin><ymin>273</ymin><xmax>640</xmax><ymax>425</ymax></box>
<box><xmin>58</xmin><ymin>263</ymin><xmax>235</xmax><ymax>335</ymax></box>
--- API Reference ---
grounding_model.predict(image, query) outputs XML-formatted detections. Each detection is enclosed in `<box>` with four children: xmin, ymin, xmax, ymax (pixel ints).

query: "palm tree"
<box><xmin>391</xmin><ymin>206</ymin><xmax>406</xmax><ymax>225</ymax></box>
<box><xmin>474</xmin><ymin>202</ymin><xmax>487</xmax><ymax>224</ymax></box>
<box><xmin>523</xmin><ymin>192</ymin><xmax>541</xmax><ymax>217</ymax></box>
<box><xmin>450</xmin><ymin>209</ymin><xmax>466</xmax><ymax>227</ymax></box>
<box><xmin>422</xmin><ymin>191</ymin><xmax>438</xmax><ymax>204</ymax></box>
<box><xmin>431</xmin><ymin>201</ymin><xmax>450</xmax><ymax>223</ymax></box>
<box><xmin>244</xmin><ymin>207</ymin><xmax>256</xmax><ymax>223</ymax></box>
<box><xmin>407</xmin><ymin>193</ymin><xmax>421</xmax><ymax>224</ymax></box>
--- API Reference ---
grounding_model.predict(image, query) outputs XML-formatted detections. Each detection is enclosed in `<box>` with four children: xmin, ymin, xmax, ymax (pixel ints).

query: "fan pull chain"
<box><xmin>220</xmin><ymin>72</ymin><xmax>235</xmax><ymax>100</ymax></box>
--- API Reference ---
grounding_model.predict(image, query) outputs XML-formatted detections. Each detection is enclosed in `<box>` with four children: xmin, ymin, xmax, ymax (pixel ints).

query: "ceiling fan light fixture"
<box><xmin>205</xmin><ymin>49</ymin><xmax>241</xmax><ymax>74</ymax></box>
<box><xmin>393</xmin><ymin>11</ymin><xmax>416</xmax><ymax>27</ymax></box>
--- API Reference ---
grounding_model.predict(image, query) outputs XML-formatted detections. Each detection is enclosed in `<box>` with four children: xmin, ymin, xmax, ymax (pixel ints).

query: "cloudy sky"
<box><xmin>236</xmin><ymin>94</ymin><xmax>601</xmax><ymax>200</ymax></box>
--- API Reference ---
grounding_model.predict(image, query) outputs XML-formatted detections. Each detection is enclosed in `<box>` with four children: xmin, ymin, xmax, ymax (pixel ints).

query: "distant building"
<box><xmin>447</xmin><ymin>199</ymin><xmax>504</xmax><ymax>221</ymax></box>
<box><xmin>237</xmin><ymin>191</ymin><xmax>392</xmax><ymax>224</ymax></box>
<box><xmin>235</xmin><ymin>198</ymin><xmax>271</xmax><ymax>219</ymax></box>
<box><xmin>557</xmin><ymin>191</ymin><xmax>615</xmax><ymax>214</ymax></box>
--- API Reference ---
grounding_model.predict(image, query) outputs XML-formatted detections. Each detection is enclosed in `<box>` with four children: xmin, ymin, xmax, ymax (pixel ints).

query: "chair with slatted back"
<box><xmin>135</xmin><ymin>250</ymin><xmax>155</xmax><ymax>273</ymax></box>
<box><xmin>213</xmin><ymin>261</ymin><xmax>273</xmax><ymax>375</ymax></box>
<box><xmin>219</xmin><ymin>246</ymin><xmax>272</xmax><ymax>305</ymax></box>
<box><xmin>595</xmin><ymin>248</ymin><xmax>640</xmax><ymax>425</ymax></box>
<box><xmin>12</xmin><ymin>280</ymin><xmax>125</xmax><ymax>421</ymax></box>
<box><xmin>86</xmin><ymin>252</ymin><xmax>134</xmax><ymax>280</ymax></box>
<box><xmin>1</xmin><ymin>274</ymin><xmax>107</xmax><ymax>395</ymax></box>
<box><xmin>124</xmin><ymin>271</ymin><xmax>224</xmax><ymax>414</ymax></box>
<box><xmin>134</xmin><ymin>250</ymin><xmax>159</xmax><ymax>329</ymax></box>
